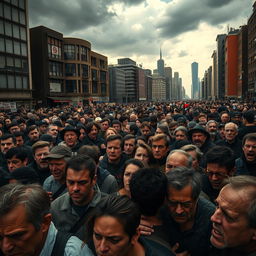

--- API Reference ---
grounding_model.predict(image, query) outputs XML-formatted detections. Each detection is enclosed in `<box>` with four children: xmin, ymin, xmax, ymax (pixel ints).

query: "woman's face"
<box><xmin>175</xmin><ymin>130</ymin><xmax>187</xmax><ymax>141</ymax></box>
<box><xmin>155</xmin><ymin>128</ymin><xmax>164</xmax><ymax>135</ymax></box>
<box><xmin>106</xmin><ymin>129</ymin><xmax>116</xmax><ymax>138</ymax></box>
<box><xmin>123</xmin><ymin>164</ymin><xmax>140</xmax><ymax>192</ymax></box>
<box><xmin>134</xmin><ymin>147</ymin><xmax>149</xmax><ymax>165</ymax></box>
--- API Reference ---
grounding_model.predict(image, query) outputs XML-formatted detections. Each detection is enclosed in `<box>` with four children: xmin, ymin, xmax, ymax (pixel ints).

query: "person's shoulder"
<box><xmin>64</xmin><ymin>236</ymin><xmax>94</xmax><ymax>256</ymax></box>
<box><xmin>198</xmin><ymin>197</ymin><xmax>216</xmax><ymax>215</ymax></box>
<box><xmin>51</xmin><ymin>192</ymin><xmax>70</xmax><ymax>208</ymax></box>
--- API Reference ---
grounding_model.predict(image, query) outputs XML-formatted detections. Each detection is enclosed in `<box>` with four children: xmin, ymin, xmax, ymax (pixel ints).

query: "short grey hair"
<box><xmin>224</xmin><ymin>122</ymin><xmax>238</xmax><ymax>132</ymax></box>
<box><xmin>0</xmin><ymin>184</ymin><xmax>50</xmax><ymax>230</ymax></box>
<box><xmin>166</xmin><ymin>149</ymin><xmax>193</xmax><ymax>168</ymax></box>
<box><xmin>181</xmin><ymin>144</ymin><xmax>203</xmax><ymax>162</ymax></box>
<box><xmin>174</xmin><ymin>126</ymin><xmax>188</xmax><ymax>136</ymax></box>
<box><xmin>166</xmin><ymin>167</ymin><xmax>202</xmax><ymax>200</ymax></box>
<box><xmin>206</xmin><ymin>120</ymin><xmax>218</xmax><ymax>127</ymax></box>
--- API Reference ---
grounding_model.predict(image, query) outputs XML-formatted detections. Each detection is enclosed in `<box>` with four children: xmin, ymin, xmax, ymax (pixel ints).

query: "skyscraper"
<box><xmin>157</xmin><ymin>48</ymin><xmax>165</xmax><ymax>77</ymax></box>
<box><xmin>191</xmin><ymin>62</ymin><xmax>199</xmax><ymax>99</ymax></box>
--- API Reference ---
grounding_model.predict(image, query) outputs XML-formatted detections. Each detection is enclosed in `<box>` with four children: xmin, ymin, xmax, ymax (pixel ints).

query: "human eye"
<box><xmin>67</xmin><ymin>180</ymin><xmax>74</xmax><ymax>185</ymax></box>
<box><xmin>78</xmin><ymin>180</ymin><xmax>88</xmax><ymax>185</ymax></box>
<box><xmin>107</xmin><ymin>237</ymin><xmax>122</xmax><ymax>244</ymax></box>
<box><xmin>93</xmin><ymin>232</ymin><xmax>102</xmax><ymax>240</ymax></box>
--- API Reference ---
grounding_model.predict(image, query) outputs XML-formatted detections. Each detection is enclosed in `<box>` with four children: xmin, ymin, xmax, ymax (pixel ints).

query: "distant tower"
<box><xmin>157</xmin><ymin>48</ymin><xmax>165</xmax><ymax>77</ymax></box>
<box><xmin>191</xmin><ymin>62</ymin><xmax>199</xmax><ymax>99</ymax></box>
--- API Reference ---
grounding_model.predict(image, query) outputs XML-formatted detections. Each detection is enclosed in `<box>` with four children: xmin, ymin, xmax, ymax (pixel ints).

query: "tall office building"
<box><xmin>191</xmin><ymin>62</ymin><xmax>199</xmax><ymax>99</ymax></box>
<box><xmin>152</xmin><ymin>73</ymin><xmax>166</xmax><ymax>101</ymax></box>
<box><xmin>164</xmin><ymin>67</ymin><xmax>172</xmax><ymax>100</ymax></box>
<box><xmin>0</xmin><ymin>0</ymin><xmax>32</xmax><ymax>106</ymax></box>
<box><xmin>157</xmin><ymin>49</ymin><xmax>165</xmax><ymax>77</ymax></box>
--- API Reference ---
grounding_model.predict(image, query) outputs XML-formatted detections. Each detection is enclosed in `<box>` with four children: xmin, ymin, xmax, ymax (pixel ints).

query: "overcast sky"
<box><xmin>28</xmin><ymin>0</ymin><xmax>255</xmax><ymax>97</ymax></box>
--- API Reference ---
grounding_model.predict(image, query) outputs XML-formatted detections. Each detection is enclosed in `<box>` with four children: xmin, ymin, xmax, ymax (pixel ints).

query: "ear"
<box><xmin>92</xmin><ymin>174</ymin><xmax>97</xmax><ymax>186</ymax></box>
<box><xmin>41</xmin><ymin>213</ymin><xmax>52</xmax><ymax>233</ymax></box>
<box><xmin>131</xmin><ymin>228</ymin><xmax>140</xmax><ymax>245</ymax></box>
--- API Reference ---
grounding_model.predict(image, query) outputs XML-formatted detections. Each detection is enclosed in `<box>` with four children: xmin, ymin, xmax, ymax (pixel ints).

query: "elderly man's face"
<box><xmin>165</xmin><ymin>152</ymin><xmax>188</xmax><ymax>173</ymax></box>
<box><xmin>210</xmin><ymin>186</ymin><xmax>256</xmax><ymax>249</ymax></box>
<box><xmin>192</xmin><ymin>132</ymin><xmax>207</xmax><ymax>148</ymax></box>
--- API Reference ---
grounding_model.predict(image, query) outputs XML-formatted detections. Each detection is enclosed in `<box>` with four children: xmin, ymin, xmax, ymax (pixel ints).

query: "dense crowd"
<box><xmin>0</xmin><ymin>100</ymin><xmax>256</xmax><ymax>256</ymax></box>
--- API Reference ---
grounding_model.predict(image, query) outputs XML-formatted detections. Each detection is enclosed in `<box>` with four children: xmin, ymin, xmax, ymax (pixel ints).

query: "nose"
<box><xmin>1</xmin><ymin>237</ymin><xmax>15</xmax><ymax>253</ymax></box>
<box><xmin>211</xmin><ymin>173</ymin><xmax>219</xmax><ymax>181</ymax></box>
<box><xmin>211</xmin><ymin>208</ymin><xmax>221</xmax><ymax>223</ymax></box>
<box><xmin>73</xmin><ymin>183</ymin><xmax>79</xmax><ymax>192</ymax></box>
<box><xmin>175</xmin><ymin>204</ymin><xmax>184</xmax><ymax>214</ymax></box>
<box><xmin>99</xmin><ymin>238</ymin><xmax>109</xmax><ymax>252</ymax></box>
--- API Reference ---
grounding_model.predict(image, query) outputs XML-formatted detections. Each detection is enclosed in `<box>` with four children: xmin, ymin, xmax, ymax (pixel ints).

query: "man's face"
<box><xmin>165</xmin><ymin>153</ymin><xmax>188</xmax><ymax>173</ymax></box>
<box><xmin>88</xmin><ymin>125</ymin><xmax>99</xmax><ymax>140</ymax></box>
<box><xmin>19</xmin><ymin>123</ymin><xmax>26</xmax><ymax>132</ymax></box>
<box><xmin>64</xmin><ymin>131</ymin><xmax>78</xmax><ymax>147</ymax></box>
<box><xmin>112</xmin><ymin>124</ymin><xmax>121</xmax><ymax>132</ymax></box>
<box><xmin>210</xmin><ymin>186</ymin><xmax>256</xmax><ymax>249</ymax></box>
<box><xmin>123</xmin><ymin>139</ymin><xmax>135</xmax><ymax>155</ymax></box>
<box><xmin>15</xmin><ymin>136</ymin><xmax>24</xmax><ymax>147</ymax></box>
<box><xmin>48</xmin><ymin>158</ymin><xmax>66</xmax><ymax>182</ymax></box>
<box><xmin>152</xmin><ymin>139</ymin><xmax>169</xmax><ymax>160</ymax></box>
<box><xmin>224</xmin><ymin>124</ymin><xmax>237</xmax><ymax>142</ymax></box>
<box><xmin>34</xmin><ymin>146</ymin><xmax>50</xmax><ymax>169</ymax></box>
<box><xmin>221</xmin><ymin>114</ymin><xmax>230</xmax><ymax>123</ymax></box>
<box><xmin>101</xmin><ymin>121</ymin><xmax>109</xmax><ymax>131</ymax></box>
<box><xmin>66</xmin><ymin>168</ymin><xmax>96</xmax><ymax>206</ymax></box>
<box><xmin>207</xmin><ymin>123</ymin><xmax>217</xmax><ymax>133</ymax></box>
<box><xmin>7</xmin><ymin>156</ymin><xmax>27</xmax><ymax>172</ymax></box>
<box><xmin>0</xmin><ymin>204</ymin><xmax>50</xmax><ymax>256</ymax></box>
<box><xmin>123</xmin><ymin>164</ymin><xmax>140</xmax><ymax>192</ymax></box>
<box><xmin>206</xmin><ymin>163</ymin><xmax>230</xmax><ymax>190</ymax></box>
<box><xmin>141</xmin><ymin>126</ymin><xmax>151</xmax><ymax>136</ymax></box>
<box><xmin>28</xmin><ymin>129</ymin><xmax>40</xmax><ymax>142</ymax></box>
<box><xmin>47</xmin><ymin>126</ymin><xmax>58</xmax><ymax>138</ymax></box>
<box><xmin>191</xmin><ymin>132</ymin><xmax>207</xmax><ymax>148</ymax></box>
<box><xmin>106</xmin><ymin>140</ymin><xmax>122</xmax><ymax>163</ymax></box>
<box><xmin>167</xmin><ymin>185</ymin><xmax>197</xmax><ymax>225</ymax></box>
<box><xmin>243</xmin><ymin>139</ymin><xmax>256</xmax><ymax>162</ymax></box>
<box><xmin>93</xmin><ymin>216</ymin><xmax>137</xmax><ymax>256</ymax></box>
<box><xmin>0</xmin><ymin>138</ymin><xmax>15</xmax><ymax>154</ymax></box>
<box><xmin>9</xmin><ymin>125</ymin><xmax>20</xmax><ymax>134</ymax></box>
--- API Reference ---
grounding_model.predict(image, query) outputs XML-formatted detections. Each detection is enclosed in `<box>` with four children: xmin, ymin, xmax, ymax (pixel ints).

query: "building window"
<box><xmin>0</xmin><ymin>74</ymin><xmax>7</xmax><ymax>88</ymax></box>
<box><xmin>0</xmin><ymin>37</ymin><xmax>4</xmax><ymax>52</ymax></box>
<box><xmin>0</xmin><ymin>21</ymin><xmax>3</xmax><ymax>35</ymax></box>
<box><xmin>49</xmin><ymin>61</ymin><xmax>63</xmax><ymax>77</ymax></box>
<box><xmin>21</xmin><ymin>42</ymin><xmax>27</xmax><ymax>56</ymax></box>
<box><xmin>65</xmin><ymin>63</ymin><xmax>76</xmax><ymax>76</ymax></box>
<box><xmin>0</xmin><ymin>55</ymin><xmax>5</xmax><ymax>68</ymax></box>
<box><xmin>66</xmin><ymin>80</ymin><xmax>77</xmax><ymax>93</ymax></box>
<box><xmin>100</xmin><ymin>71</ymin><xmax>106</xmax><ymax>82</ymax></box>
<box><xmin>20</xmin><ymin>27</ymin><xmax>26</xmax><ymax>41</ymax></box>
<box><xmin>91</xmin><ymin>57</ymin><xmax>97</xmax><ymax>67</ymax></box>
<box><xmin>12</xmin><ymin>7</ymin><xmax>19</xmax><ymax>23</ymax></box>
<box><xmin>92</xmin><ymin>81</ymin><xmax>98</xmax><ymax>94</ymax></box>
<box><xmin>64</xmin><ymin>44</ymin><xmax>75</xmax><ymax>60</ymax></box>
<box><xmin>100</xmin><ymin>60</ymin><xmax>106</xmax><ymax>69</ymax></box>
<box><xmin>48</xmin><ymin>37</ymin><xmax>62</xmax><ymax>59</ymax></box>
<box><xmin>82</xmin><ymin>79</ymin><xmax>88</xmax><ymax>93</ymax></box>
<box><xmin>8</xmin><ymin>75</ymin><xmax>15</xmax><ymax>88</ymax></box>
<box><xmin>22</xmin><ymin>76</ymin><xmax>28</xmax><ymax>89</ymax></box>
<box><xmin>101</xmin><ymin>83</ymin><xmax>106</xmax><ymax>94</ymax></box>
<box><xmin>91</xmin><ymin>69</ymin><xmax>97</xmax><ymax>81</ymax></box>
<box><xmin>6</xmin><ymin>39</ymin><xmax>13</xmax><ymax>53</ymax></box>
<box><xmin>81</xmin><ymin>64</ymin><xmax>88</xmax><ymax>77</ymax></box>
<box><xmin>19</xmin><ymin>10</ymin><xmax>26</xmax><ymax>25</ymax></box>
<box><xmin>14</xmin><ymin>41</ymin><xmax>20</xmax><ymax>55</ymax></box>
<box><xmin>81</xmin><ymin>46</ymin><xmax>88</xmax><ymax>61</ymax></box>
<box><xmin>16</xmin><ymin>75</ymin><xmax>22</xmax><ymax>89</ymax></box>
<box><xmin>21</xmin><ymin>59</ymin><xmax>28</xmax><ymax>72</ymax></box>
<box><xmin>19</xmin><ymin>0</ymin><xmax>25</xmax><ymax>9</ymax></box>
<box><xmin>13</xmin><ymin>24</ymin><xmax>20</xmax><ymax>39</ymax></box>
<box><xmin>5</xmin><ymin>22</ymin><xmax>12</xmax><ymax>37</ymax></box>
<box><xmin>4</xmin><ymin>5</ymin><xmax>11</xmax><ymax>20</ymax></box>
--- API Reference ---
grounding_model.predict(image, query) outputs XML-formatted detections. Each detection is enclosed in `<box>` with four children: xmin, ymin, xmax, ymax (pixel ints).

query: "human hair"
<box><xmin>181</xmin><ymin>144</ymin><xmax>203</xmax><ymax>162</ymax></box>
<box><xmin>31</xmin><ymin>141</ymin><xmax>50</xmax><ymax>155</ymax></box>
<box><xmin>106</xmin><ymin>134</ymin><xmax>123</xmax><ymax>147</ymax></box>
<box><xmin>130</xmin><ymin>168</ymin><xmax>167</xmax><ymax>216</ymax></box>
<box><xmin>157</xmin><ymin>124</ymin><xmax>171</xmax><ymax>137</ymax></box>
<box><xmin>5</xmin><ymin>146</ymin><xmax>28</xmax><ymax>161</ymax></box>
<box><xmin>27</xmin><ymin>125</ymin><xmax>39</xmax><ymax>134</ymax></box>
<box><xmin>111</xmin><ymin>119</ymin><xmax>121</xmax><ymax>127</ymax></box>
<box><xmin>151</xmin><ymin>134</ymin><xmax>169</xmax><ymax>147</ymax></box>
<box><xmin>77</xmin><ymin>145</ymin><xmax>100</xmax><ymax>165</ymax></box>
<box><xmin>224</xmin><ymin>122</ymin><xmax>238</xmax><ymax>132</ymax></box>
<box><xmin>242</xmin><ymin>110</ymin><xmax>255</xmax><ymax>124</ymax></box>
<box><xmin>66</xmin><ymin>155</ymin><xmax>96</xmax><ymax>179</ymax></box>
<box><xmin>104</xmin><ymin>127</ymin><xmax>118</xmax><ymax>139</ymax></box>
<box><xmin>0</xmin><ymin>184</ymin><xmax>50</xmax><ymax>230</ymax></box>
<box><xmin>140</xmin><ymin>121</ymin><xmax>151</xmax><ymax>129</ymax></box>
<box><xmin>205</xmin><ymin>146</ymin><xmax>235</xmax><ymax>171</ymax></box>
<box><xmin>242</xmin><ymin>132</ymin><xmax>256</xmax><ymax>146</ymax></box>
<box><xmin>86</xmin><ymin>195</ymin><xmax>141</xmax><ymax>242</ymax></box>
<box><xmin>166</xmin><ymin>167</ymin><xmax>202</xmax><ymax>200</ymax></box>
<box><xmin>134</xmin><ymin>143</ymin><xmax>154</xmax><ymax>164</ymax></box>
<box><xmin>85</xmin><ymin>122</ymin><xmax>101</xmax><ymax>134</ymax></box>
<box><xmin>123</xmin><ymin>134</ymin><xmax>135</xmax><ymax>143</ymax></box>
<box><xmin>13</xmin><ymin>131</ymin><xmax>25</xmax><ymax>139</ymax></box>
<box><xmin>0</xmin><ymin>133</ymin><xmax>16</xmax><ymax>144</ymax></box>
<box><xmin>123</xmin><ymin>158</ymin><xmax>144</xmax><ymax>170</ymax></box>
<box><xmin>206</xmin><ymin>120</ymin><xmax>218</xmax><ymax>127</ymax></box>
<box><xmin>174</xmin><ymin>126</ymin><xmax>188</xmax><ymax>136</ymax></box>
<box><xmin>100</xmin><ymin>118</ymin><xmax>110</xmax><ymax>124</ymax></box>
<box><xmin>166</xmin><ymin>149</ymin><xmax>193</xmax><ymax>168</ymax></box>
<box><xmin>222</xmin><ymin>176</ymin><xmax>256</xmax><ymax>228</ymax></box>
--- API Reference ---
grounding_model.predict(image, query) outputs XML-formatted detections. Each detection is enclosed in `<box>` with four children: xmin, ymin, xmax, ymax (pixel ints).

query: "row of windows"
<box><xmin>48</xmin><ymin>43</ymin><xmax>62</xmax><ymax>59</ymax></box>
<box><xmin>3</xmin><ymin>0</ymin><xmax>25</xmax><ymax>9</ymax></box>
<box><xmin>64</xmin><ymin>44</ymin><xmax>89</xmax><ymax>61</ymax></box>
<box><xmin>49</xmin><ymin>61</ymin><xmax>63</xmax><ymax>77</ymax></box>
<box><xmin>0</xmin><ymin>73</ymin><xmax>28</xmax><ymax>89</ymax></box>
<box><xmin>65</xmin><ymin>80</ymin><xmax>107</xmax><ymax>94</ymax></box>
<box><xmin>0</xmin><ymin>54</ymin><xmax>28</xmax><ymax>72</ymax></box>
<box><xmin>0</xmin><ymin>37</ymin><xmax>27</xmax><ymax>56</ymax></box>
<box><xmin>65</xmin><ymin>63</ymin><xmax>89</xmax><ymax>77</ymax></box>
<box><xmin>0</xmin><ymin>20</ymin><xmax>27</xmax><ymax>41</ymax></box>
<box><xmin>0</xmin><ymin>3</ymin><xmax>26</xmax><ymax>25</ymax></box>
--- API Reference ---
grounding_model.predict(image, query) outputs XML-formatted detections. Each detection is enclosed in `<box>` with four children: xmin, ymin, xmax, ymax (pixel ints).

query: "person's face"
<box><xmin>9</xmin><ymin>125</ymin><xmax>20</xmax><ymax>134</ymax></box>
<box><xmin>199</xmin><ymin>116</ymin><xmax>207</xmax><ymax>123</ymax></box>
<box><xmin>123</xmin><ymin>139</ymin><xmax>135</xmax><ymax>155</ymax></box>
<box><xmin>165</xmin><ymin>153</ymin><xmax>188</xmax><ymax>173</ymax></box>
<box><xmin>4</xmin><ymin>119</ymin><xmax>11</xmax><ymax>125</ymax></box>
<box><xmin>155</xmin><ymin>128</ymin><xmax>163</xmax><ymax>135</ymax></box>
<box><xmin>112</xmin><ymin>124</ymin><xmax>121</xmax><ymax>132</ymax></box>
<box><xmin>105</xmin><ymin>129</ymin><xmax>116</xmax><ymax>138</ymax></box>
<box><xmin>134</xmin><ymin>147</ymin><xmax>149</xmax><ymax>165</ymax></box>
<box><xmin>141</xmin><ymin>126</ymin><xmax>151</xmax><ymax>136</ymax></box>
<box><xmin>48</xmin><ymin>158</ymin><xmax>66</xmax><ymax>182</ymax></box>
<box><xmin>152</xmin><ymin>139</ymin><xmax>169</xmax><ymax>160</ymax></box>
<box><xmin>0</xmin><ymin>204</ymin><xmax>51</xmax><ymax>256</ymax></box>
<box><xmin>106</xmin><ymin>140</ymin><xmax>122</xmax><ymax>163</ymax></box>
<box><xmin>7</xmin><ymin>156</ymin><xmax>27</xmax><ymax>172</ymax></box>
<box><xmin>64</xmin><ymin>131</ymin><xmax>78</xmax><ymax>147</ymax></box>
<box><xmin>207</xmin><ymin>123</ymin><xmax>217</xmax><ymax>133</ymax></box>
<box><xmin>15</xmin><ymin>136</ymin><xmax>24</xmax><ymax>147</ymax></box>
<box><xmin>39</xmin><ymin>125</ymin><xmax>48</xmax><ymax>135</ymax></box>
<box><xmin>1</xmin><ymin>138</ymin><xmax>15</xmax><ymax>154</ymax></box>
<box><xmin>93</xmin><ymin>216</ymin><xmax>138</xmax><ymax>256</ymax></box>
<box><xmin>135</xmin><ymin>120</ymin><xmax>141</xmax><ymax>128</ymax></box>
<box><xmin>243</xmin><ymin>139</ymin><xmax>256</xmax><ymax>162</ymax></box>
<box><xmin>221</xmin><ymin>114</ymin><xmax>230</xmax><ymax>123</ymax></box>
<box><xmin>191</xmin><ymin>132</ymin><xmax>207</xmax><ymax>148</ymax></box>
<box><xmin>224</xmin><ymin>124</ymin><xmax>237</xmax><ymax>142</ymax></box>
<box><xmin>34</xmin><ymin>146</ymin><xmax>50</xmax><ymax>169</ymax></box>
<box><xmin>210</xmin><ymin>186</ymin><xmax>256</xmax><ymax>250</ymax></box>
<box><xmin>167</xmin><ymin>185</ymin><xmax>197</xmax><ymax>225</ymax></box>
<box><xmin>28</xmin><ymin>129</ymin><xmax>40</xmax><ymax>142</ymax></box>
<box><xmin>88</xmin><ymin>125</ymin><xmax>99</xmax><ymax>140</ymax></box>
<box><xmin>19</xmin><ymin>123</ymin><xmax>26</xmax><ymax>131</ymax></box>
<box><xmin>123</xmin><ymin>164</ymin><xmax>140</xmax><ymax>192</ymax></box>
<box><xmin>101</xmin><ymin>121</ymin><xmax>109</xmax><ymax>131</ymax></box>
<box><xmin>206</xmin><ymin>163</ymin><xmax>230</xmax><ymax>190</ymax></box>
<box><xmin>175</xmin><ymin>131</ymin><xmax>187</xmax><ymax>141</ymax></box>
<box><xmin>79</xmin><ymin>128</ymin><xmax>86</xmax><ymax>141</ymax></box>
<box><xmin>187</xmin><ymin>150</ymin><xmax>199</xmax><ymax>169</ymax></box>
<box><xmin>47</xmin><ymin>126</ymin><xmax>58</xmax><ymax>138</ymax></box>
<box><xmin>66</xmin><ymin>168</ymin><xmax>96</xmax><ymax>206</ymax></box>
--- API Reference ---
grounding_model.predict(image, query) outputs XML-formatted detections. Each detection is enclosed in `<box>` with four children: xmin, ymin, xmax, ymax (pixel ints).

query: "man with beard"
<box><xmin>206</xmin><ymin>120</ymin><xmax>221</xmax><ymax>143</ymax></box>
<box><xmin>25</xmin><ymin>125</ymin><xmax>40</xmax><ymax>146</ymax></box>
<box><xmin>202</xmin><ymin>146</ymin><xmax>236</xmax><ymax>203</ymax></box>
<box><xmin>28</xmin><ymin>141</ymin><xmax>51</xmax><ymax>185</ymax></box>
<box><xmin>235</xmin><ymin>133</ymin><xmax>256</xmax><ymax>176</ymax></box>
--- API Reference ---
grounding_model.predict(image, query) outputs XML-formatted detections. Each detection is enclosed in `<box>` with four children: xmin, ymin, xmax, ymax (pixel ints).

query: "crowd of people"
<box><xmin>0</xmin><ymin>100</ymin><xmax>255</xmax><ymax>256</ymax></box>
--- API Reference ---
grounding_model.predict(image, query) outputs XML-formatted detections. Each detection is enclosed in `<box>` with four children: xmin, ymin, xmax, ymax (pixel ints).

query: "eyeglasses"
<box><xmin>167</xmin><ymin>200</ymin><xmax>194</xmax><ymax>209</ymax></box>
<box><xmin>205</xmin><ymin>169</ymin><xmax>228</xmax><ymax>179</ymax></box>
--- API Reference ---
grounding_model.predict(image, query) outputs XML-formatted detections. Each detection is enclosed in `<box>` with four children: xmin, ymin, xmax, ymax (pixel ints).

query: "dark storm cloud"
<box><xmin>158</xmin><ymin>0</ymin><xmax>248</xmax><ymax>38</ymax></box>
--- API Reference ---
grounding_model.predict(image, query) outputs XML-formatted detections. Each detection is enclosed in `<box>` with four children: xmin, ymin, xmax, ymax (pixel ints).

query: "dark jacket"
<box><xmin>235</xmin><ymin>155</ymin><xmax>256</xmax><ymax>176</ymax></box>
<box><xmin>28</xmin><ymin>161</ymin><xmax>51</xmax><ymax>185</ymax></box>
<box><xmin>216</xmin><ymin>137</ymin><xmax>242</xmax><ymax>159</ymax></box>
<box><xmin>202</xmin><ymin>174</ymin><xmax>219</xmax><ymax>203</ymax></box>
